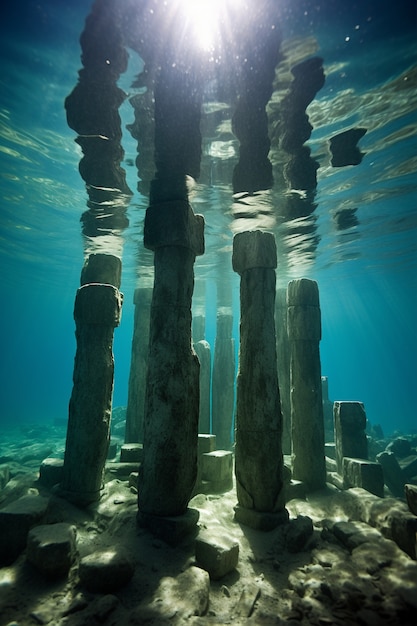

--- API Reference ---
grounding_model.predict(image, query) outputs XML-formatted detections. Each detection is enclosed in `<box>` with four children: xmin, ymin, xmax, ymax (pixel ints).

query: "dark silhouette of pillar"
<box><xmin>233</xmin><ymin>230</ymin><xmax>287</xmax><ymax>530</ymax></box>
<box><xmin>212</xmin><ymin>310</ymin><xmax>235</xmax><ymax>450</ymax></box>
<box><xmin>125</xmin><ymin>286</ymin><xmax>152</xmax><ymax>443</ymax></box>
<box><xmin>287</xmin><ymin>278</ymin><xmax>326</xmax><ymax>491</ymax></box>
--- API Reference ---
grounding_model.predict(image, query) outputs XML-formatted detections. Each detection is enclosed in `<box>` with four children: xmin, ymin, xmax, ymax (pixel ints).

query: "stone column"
<box><xmin>193</xmin><ymin>340</ymin><xmax>211</xmax><ymax>434</ymax></box>
<box><xmin>138</xmin><ymin>200</ymin><xmax>204</xmax><ymax>518</ymax></box>
<box><xmin>61</xmin><ymin>254</ymin><xmax>122</xmax><ymax>506</ymax></box>
<box><xmin>275</xmin><ymin>288</ymin><xmax>291</xmax><ymax>455</ymax></box>
<box><xmin>321</xmin><ymin>376</ymin><xmax>334</xmax><ymax>441</ymax></box>
<box><xmin>334</xmin><ymin>401</ymin><xmax>368</xmax><ymax>474</ymax></box>
<box><xmin>125</xmin><ymin>286</ymin><xmax>152</xmax><ymax>443</ymax></box>
<box><xmin>211</xmin><ymin>310</ymin><xmax>235</xmax><ymax>450</ymax></box>
<box><xmin>287</xmin><ymin>278</ymin><xmax>326</xmax><ymax>491</ymax></box>
<box><xmin>233</xmin><ymin>230</ymin><xmax>287</xmax><ymax>530</ymax></box>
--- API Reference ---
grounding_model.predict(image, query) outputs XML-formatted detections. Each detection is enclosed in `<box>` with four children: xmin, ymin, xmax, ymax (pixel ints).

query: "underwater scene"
<box><xmin>1</xmin><ymin>0</ymin><xmax>417</xmax><ymax>624</ymax></box>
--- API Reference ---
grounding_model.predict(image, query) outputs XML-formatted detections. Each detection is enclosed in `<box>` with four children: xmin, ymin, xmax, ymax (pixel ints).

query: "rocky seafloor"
<box><xmin>0</xmin><ymin>412</ymin><xmax>416</xmax><ymax>626</ymax></box>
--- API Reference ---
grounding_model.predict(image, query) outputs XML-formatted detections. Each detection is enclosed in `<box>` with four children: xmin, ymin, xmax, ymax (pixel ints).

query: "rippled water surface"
<box><xmin>1</xmin><ymin>0</ymin><xmax>416</xmax><ymax>434</ymax></box>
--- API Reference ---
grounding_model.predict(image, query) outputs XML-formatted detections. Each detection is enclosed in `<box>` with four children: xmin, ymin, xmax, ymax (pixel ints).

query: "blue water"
<box><xmin>1</xmin><ymin>0</ymin><xmax>416</xmax><ymax>435</ymax></box>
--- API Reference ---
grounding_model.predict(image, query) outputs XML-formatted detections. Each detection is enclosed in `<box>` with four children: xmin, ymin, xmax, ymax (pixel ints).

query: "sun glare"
<box><xmin>178</xmin><ymin>0</ymin><xmax>241</xmax><ymax>52</ymax></box>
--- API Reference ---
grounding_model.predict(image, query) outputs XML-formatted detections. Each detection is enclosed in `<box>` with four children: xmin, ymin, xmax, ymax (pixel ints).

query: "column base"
<box><xmin>137</xmin><ymin>507</ymin><xmax>200</xmax><ymax>546</ymax></box>
<box><xmin>234</xmin><ymin>505</ymin><xmax>289</xmax><ymax>531</ymax></box>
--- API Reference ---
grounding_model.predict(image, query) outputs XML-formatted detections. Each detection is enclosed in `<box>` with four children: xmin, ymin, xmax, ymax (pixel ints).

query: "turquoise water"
<box><xmin>0</xmin><ymin>0</ymin><xmax>416</xmax><ymax>434</ymax></box>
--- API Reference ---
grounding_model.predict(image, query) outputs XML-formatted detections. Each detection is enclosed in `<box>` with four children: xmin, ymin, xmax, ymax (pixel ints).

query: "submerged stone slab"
<box><xmin>39</xmin><ymin>458</ymin><xmax>64</xmax><ymax>488</ymax></box>
<box><xmin>0</xmin><ymin>494</ymin><xmax>50</xmax><ymax>565</ymax></box>
<box><xmin>195</xmin><ymin>531</ymin><xmax>239</xmax><ymax>580</ymax></box>
<box><xmin>26</xmin><ymin>522</ymin><xmax>77</xmax><ymax>578</ymax></box>
<box><xmin>343</xmin><ymin>457</ymin><xmax>384</xmax><ymax>497</ymax></box>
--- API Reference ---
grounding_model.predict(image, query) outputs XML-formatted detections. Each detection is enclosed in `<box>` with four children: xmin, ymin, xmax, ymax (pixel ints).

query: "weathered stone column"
<box><xmin>334</xmin><ymin>401</ymin><xmax>368</xmax><ymax>474</ymax></box>
<box><xmin>61</xmin><ymin>254</ymin><xmax>122</xmax><ymax>506</ymax></box>
<box><xmin>125</xmin><ymin>286</ymin><xmax>152</xmax><ymax>443</ymax></box>
<box><xmin>138</xmin><ymin>200</ymin><xmax>204</xmax><ymax>519</ymax></box>
<box><xmin>193</xmin><ymin>340</ymin><xmax>211</xmax><ymax>434</ymax></box>
<box><xmin>287</xmin><ymin>278</ymin><xmax>326</xmax><ymax>491</ymax></box>
<box><xmin>275</xmin><ymin>288</ymin><xmax>291</xmax><ymax>455</ymax></box>
<box><xmin>233</xmin><ymin>230</ymin><xmax>287</xmax><ymax>530</ymax></box>
<box><xmin>212</xmin><ymin>310</ymin><xmax>235</xmax><ymax>450</ymax></box>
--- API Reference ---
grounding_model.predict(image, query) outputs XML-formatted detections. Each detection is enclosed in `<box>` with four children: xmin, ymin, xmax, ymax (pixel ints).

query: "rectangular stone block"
<box><xmin>232</xmin><ymin>230</ymin><xmax>277</xmax><ymax>274</ymax></box>
<box><xmin>120</xmin><ymin>443</ymin><xmax>143</xmax><ymax>463</ymax></box>
<box><xmin>198</xmin><ymin>434</ymin><xmax>216</xmax><ymax>455</ymax></box>
<box><xmin>334</xmin><ymin>401</ymin><xmax>368</xmax><ymax>473</ymax></box>
<box><xmin>201</xmin><ymin>451</ymin><xmax>233</xmax><ymax>483</ymax></box>
<box><xmin>343</xmin><ymin>457</ymin><xmax>384</xmax><ymax>497</ymax></box>
<box><xmin>195</xmin><ymin>531</ymin><xmax>239</xmax><ymax>580</ymax></box>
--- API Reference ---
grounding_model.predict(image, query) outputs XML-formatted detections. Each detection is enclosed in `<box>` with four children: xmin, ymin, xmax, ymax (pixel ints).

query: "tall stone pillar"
<box><xmin>233</xmin><ymin>230</ymin><xmax>287</xmax><ymax>530</ymax></box>
<box><xmin>287</xmin><ymin>278</ymin><xmax>326</xmax><ymax>491</ymax></box>
<box><xmin>212</xmin><ymin>311</ymin><xmax>235</xmax><ymax>450</ymax></box>
<box><xmin>193</xmin><ymin>340</ymin><xmax>211</xmax><ymax>434</ymax></box>
<box><xmin>125</xmin><ymin>286</ymin><xmax>152</xmax><ymax>443</ymax></box>
<box><xmin>61</xmin><ymin>254</ymin><xmax>122</xmax><ymax>506</ymax></box>
<box><xmin>275</xmin><ymin>288</ymin><xmax>291</xmax><ymax>455</ymax></box>
<box><xmin>138</xmin><ymin>200</ymin><xmax>204</xmax><ymax>518</ymax></box>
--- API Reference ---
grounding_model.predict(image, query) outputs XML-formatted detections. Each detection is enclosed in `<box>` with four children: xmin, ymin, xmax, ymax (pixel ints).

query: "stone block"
<box><xmin>74</xmin><ymin>283</ymin><xmax>122</xmax><ymax>327</ymax></box>
<box><xmin>80</xmin><ymin>253</ymin><xmax>122</xmax><ymax>288</ymax></box>
<box><xmin>334</xmin><ymin>401</ymin><xmax>368</xmax><ymax>473</ymax></box>
<box><xmin>120</xmin><ymin>443</ymin><xmax>143</xmax><ymax>463</ymax></box>
<box><xmin>343</xmin><ymin>457</ymin><xmax>384</xmax><ymax>497</ymax></box>
<box><xmin>399</xmin><ymin>455</ymin><xmax>417</xmax><ymax>481</ymax></box>
<box><xmin>201</xmin><ymin>450</ymin><xmax>233</xmax><ymax>484</ymax></box>
<box><xmin>198</xmin><ymin>434</ymin><xmax>216</xmax><ymax>455</ymax></box>
<box><xmin>405</xmin><ymin>484</ymin><xmax>417</xmax><ymax>515</ymax></box>
<box><xmin>79</xmin><ymin>548</ymin><xmax>134</xmax><ymax>592</ymax></box>
<box><xmin>332</xmin><ymin>520</ymin><xmax>382</xmax><ymax>551</ymax></box>
<box><xmin>39</xmin><ymin>458</ymin><xmax>64</xmax><ymax>488</ymax></box>
<box><xmin>195</xmin><ymin>531</ymin><xmax>239</xmax><ymax>580</ymax></box>
<box><xmin>0</xmin><ymin>494</ymin><xmax>50</xmax><ymax>565</ymax></box>
<box><xmin>26</xmin><ymin>522</ymin><xmax>77</xmax><ymax>578</ymax></box>
<box><xmin>376</xmin><ymin>451</ymin><xmax>405</xmax><ymax>497</ymax></box>
<box><xmin>232</xmin><ymin>230</ymin><xmax>277</xmax><ymax>274</ymax></box>
<box><xmin>325</xmin><ymin>443</ymin><xmax>336</xmax><ymax>459</ymax></box>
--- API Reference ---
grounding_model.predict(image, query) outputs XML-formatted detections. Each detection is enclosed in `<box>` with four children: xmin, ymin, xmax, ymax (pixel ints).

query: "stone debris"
<box><xmin>376</xmin><ymin>450</ymin><xmax>406</xmax><ymax>497</ymax></box>
<box><xmin>405</xmin><ymin>483</ymin><xmax>417</xmax><ymax>515</ymax></box>
<box><xmin>78</xmin><ymin>548</ymin><xmax>135</xmax><ymax>592</ymax></box>
<box><xmin>26</xmin><ymin>522</ymin><xmax>77</xmax><ymax>578</ymax></box>
<box><xmin>0</xmin><ymin>494</ymin><xmax>50</xmax><ymax>565</ymax></box>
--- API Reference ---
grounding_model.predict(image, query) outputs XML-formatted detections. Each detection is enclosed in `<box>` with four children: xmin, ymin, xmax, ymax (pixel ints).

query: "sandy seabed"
<box><xmin>0</xmin><ymin>422</ymin><xmax>416</xmax><ymax>626</ymax></box>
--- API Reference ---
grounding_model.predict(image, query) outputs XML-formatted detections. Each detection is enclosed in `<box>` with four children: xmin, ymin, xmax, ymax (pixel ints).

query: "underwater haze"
<box><xmin>0</xmin><ymin>0</ymin><xmax>416</xmax><ymax>436</ymax></box>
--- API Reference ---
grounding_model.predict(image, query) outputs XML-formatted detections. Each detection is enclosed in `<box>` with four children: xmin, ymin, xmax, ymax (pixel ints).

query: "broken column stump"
<box><xmin>61</xmin><ymin>254</ymin><xmax>122</xmax><ymax>506</ymax></box>
<box><xmin>125</xmin><ymin>286</ymin><xmax>152</xmax><ymax>443</ymax></box>
<box><xmin>232</xmin><ymin>230</ymin><xmax>287</xmax><ymax>530</ymax></box>
<box><xmin>287</xmin><ymin>278</ymin><xmax>326</xmax><ymax>491</ymax></box>
<box><xmin>334</xmin><ymin>401</ymin><xmax>368</xmax><ymax>474</ymax></box>
<box><xmin>138</xmin><ymin>200</ymin><xmax>204</xmax><ymax>520</ymax></box>
<box><xmin>212</xmin><ymin>310</ymin><xmax>235</xmax><ymax>450</ymax></box>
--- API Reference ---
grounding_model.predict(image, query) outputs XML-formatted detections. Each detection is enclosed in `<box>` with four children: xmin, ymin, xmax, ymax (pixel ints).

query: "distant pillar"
<box><xmin>193</xmin><ymin>340</ymin><xmax>211</xmax><ymax>434</ymax></box>
<box><xmin>61</xmin><ymin>254</ymin><xmax>122</xmax><ymax>506</ymax></box>
<box><xmin>233</xmin><ymin>230</ymin><xmax>287</xmax><ymax>529</ymax></box>
<box><xmin>138</xmin><ymin>200</ymin><xmax>204</xmax><ymax>517</ymax></box>
<box><xmin>125</xmin><ymin>286</ymin><xmax>152</xmax><ymax>443</ymax></box>
<box><xmin>275</xmin><ymin>288</ymin><xmax>291</xmax><ymax>455</ymax></box>
<box><xmin>321</xmin><ymin>376</ymin><xmax>334</xmax><ymax>441</ymax></box>
<box><xmin>287</xmin><ymin>278</ymin><xmax>326</xmax><ymax>491</ymax></box>
<box><xmin>211</xmin><ymin>311</ymin><xmax>235</xmax><ymax>450</ymax></box>
<box><xmin>334</xmin><ymin>401</ymin><xmax>368</xmax><ymax>474</ymax></box>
